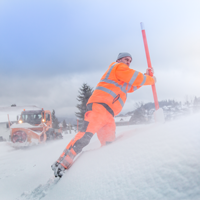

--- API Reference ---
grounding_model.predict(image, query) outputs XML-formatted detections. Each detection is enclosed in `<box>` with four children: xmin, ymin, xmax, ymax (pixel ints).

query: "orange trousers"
<box><xmin>57</xmin><ymin>103</ymin><xmax>116</xmax><ymax>169</ymax></box>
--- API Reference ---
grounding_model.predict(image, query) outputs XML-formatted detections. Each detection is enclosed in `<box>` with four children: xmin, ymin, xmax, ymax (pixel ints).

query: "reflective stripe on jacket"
<box><xmin>87</xmin><ymin>62</ymin><xmax>155</xmax><ymax>116</ymax></box>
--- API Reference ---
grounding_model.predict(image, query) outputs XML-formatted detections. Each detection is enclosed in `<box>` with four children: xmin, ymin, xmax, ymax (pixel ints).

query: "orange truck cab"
<box><xmin>19</xmin><ymin>109</ymin><xmax>52</xmax><ymax>126</ymax></box>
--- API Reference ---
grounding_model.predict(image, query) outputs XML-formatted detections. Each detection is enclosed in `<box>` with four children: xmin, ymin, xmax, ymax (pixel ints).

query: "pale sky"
<box><xmin>0</xmin><ymin>0</ymin><xmax>200</xmax><ymax>117</ymax></box>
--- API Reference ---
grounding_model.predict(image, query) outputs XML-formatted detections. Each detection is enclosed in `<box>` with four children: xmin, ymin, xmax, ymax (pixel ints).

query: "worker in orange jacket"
<box><xmin>51</xmin><ymin>52</ymin><xmax>156</xmax><ymax>177</ymax></box>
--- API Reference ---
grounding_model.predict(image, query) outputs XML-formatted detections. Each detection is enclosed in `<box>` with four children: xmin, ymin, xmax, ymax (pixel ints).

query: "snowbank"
<box><xmin>0</xmin><ymin>114</ymin><xmax>200</xmax><ymax>200</ymax></box>
<box><xmin>10</xmin><ymin>122</ymin><xmax>42</xmax><ymax>129</ymax></box>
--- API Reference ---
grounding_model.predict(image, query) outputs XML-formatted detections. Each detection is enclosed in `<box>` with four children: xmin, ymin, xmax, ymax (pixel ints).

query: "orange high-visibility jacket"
<box><xmin>87</xmin><ymin>62</ymin><xmax>155</xmax><ymax>116</ymax></box>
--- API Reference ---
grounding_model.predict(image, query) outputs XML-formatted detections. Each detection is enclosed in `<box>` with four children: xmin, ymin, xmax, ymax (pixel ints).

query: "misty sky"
<box><xmin>0</xmin><ymin>0</ymin><xmax>200</xmax><ymax>118</ymax></box>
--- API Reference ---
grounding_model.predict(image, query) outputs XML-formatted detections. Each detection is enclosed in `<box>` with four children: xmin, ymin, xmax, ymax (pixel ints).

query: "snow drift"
<box><xmin>0</xmin><ymin>113</ymin><xmax>200</xmax><ymax>200</ymax></box>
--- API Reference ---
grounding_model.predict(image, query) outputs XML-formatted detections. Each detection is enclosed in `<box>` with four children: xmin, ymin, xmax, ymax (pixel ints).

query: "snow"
<box><xmin>153</xmin><ymin>108</ymin><xmax>165</xmax><ymax>123</ymax></box>
<box><xmin>0</xmin><ymin>123</ymin><xmax>10</xmax><ymax>140</ymax></box>
<box><xmin>0</xmin><ymin>114</ymin><xmax>200</xmax><ymax>200</ymax></box>
<box><xmin>10</xmin><ymin>123</ymin><xmax>42</xmax><ymax>129</ymax></box>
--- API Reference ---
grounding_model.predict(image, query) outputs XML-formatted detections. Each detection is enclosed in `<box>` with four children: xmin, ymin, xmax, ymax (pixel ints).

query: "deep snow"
<box><xmin>0</xmin><ymin>113</ymin><xmax>200</xmax><ymax>200</ymax></box>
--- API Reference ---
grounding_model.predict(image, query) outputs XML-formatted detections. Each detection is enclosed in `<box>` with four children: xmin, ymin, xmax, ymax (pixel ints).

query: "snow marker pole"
<box><xmin>140</xmin><ymin>22</ymin><xmax>165</xmax><ymax>123</ymax></box>
<box><xmin>77</xmin><ymin>119</ymin><xmax>79</xmax><ymax>132</ymax></box>
<box><xmin>7</xmin><ymin>114</ymin><xmax>11</xmax><ymax>129</ymax></box>
<box><xmin>140</xmin><ymin>22</ymin><xmax>159</xmax><ymax>110</ymax></box>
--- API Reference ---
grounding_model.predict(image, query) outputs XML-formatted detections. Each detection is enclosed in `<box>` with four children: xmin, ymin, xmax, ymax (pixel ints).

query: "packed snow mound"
<box><xmin>10</xmin><ymin>122</ymin><xmax>42</xmax><ymax>129</ymax></box>
<box><xmin>0</xmin><ymin>113</ymin><xmax>200</xmax><ymax>200</ymax></box>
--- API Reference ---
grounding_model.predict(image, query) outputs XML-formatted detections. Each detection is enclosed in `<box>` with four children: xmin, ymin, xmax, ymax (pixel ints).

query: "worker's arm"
<box><xmin>115</xmin><ymin>63</ymin><xmax>155</xmax><ymax>87</ymax></box>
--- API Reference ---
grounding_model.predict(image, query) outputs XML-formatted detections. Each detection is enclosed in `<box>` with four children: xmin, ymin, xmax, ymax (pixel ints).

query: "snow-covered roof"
<box><xmin>0</xmin><ymin>105</ymin><xmax>41</xmax><ymax>123</ymax></box>
<box><xmin>115</xmin><ymin>116</ymin><xmax>131</xmax><ymax>123</ymax></box>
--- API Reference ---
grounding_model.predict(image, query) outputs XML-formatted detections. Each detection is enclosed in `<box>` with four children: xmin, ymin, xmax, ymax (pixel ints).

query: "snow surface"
<box><xmin>10</xmin><ymin>123</ymin><xmax>42</xmax><ymax>129</ymax></box>
<box><xmin>0</xmin><ymin>123</ymin><xmax>10</xmax><ymax>140</ymax></box>
<box><xmin>0</xmin><ymin>114</ymin><xmax>200</xmax><ymax>200</ymax></box>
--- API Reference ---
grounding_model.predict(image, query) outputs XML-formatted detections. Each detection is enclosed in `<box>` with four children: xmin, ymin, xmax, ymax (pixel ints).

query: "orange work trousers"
<box><xmin>57</xmin><ymin>103</ymin><xmax>116</xmax><ymax>169</ymax></box>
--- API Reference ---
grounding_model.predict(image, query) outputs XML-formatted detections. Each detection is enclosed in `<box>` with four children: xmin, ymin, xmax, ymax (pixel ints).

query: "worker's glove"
<box><xmin>51</xmin><ymin>161</ymin><xmax>66</xmax><ymax>178</ymax></box>
<box><xmin>146</xmin><ymin>68</ymin><xmax>154</xmax><ymax>76</ymax></box>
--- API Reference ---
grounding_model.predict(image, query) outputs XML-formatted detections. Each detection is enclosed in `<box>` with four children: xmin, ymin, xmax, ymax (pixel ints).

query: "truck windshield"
<box><xmin>21</xmin><ymin>113</ymin><xmax>42</xmax><ymax>124</ymax></box>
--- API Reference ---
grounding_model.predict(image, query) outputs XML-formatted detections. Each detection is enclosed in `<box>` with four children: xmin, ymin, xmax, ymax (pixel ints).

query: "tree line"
<box><xmin>75</xmin><ymin>83</ymin><xmax>200</xmax><ymax>125</ymax></box>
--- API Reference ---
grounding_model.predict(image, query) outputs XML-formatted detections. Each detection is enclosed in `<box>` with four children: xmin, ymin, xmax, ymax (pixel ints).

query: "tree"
<box><xmin>52</xmin><ymin>109</ymin><xmax>59</xmax><ymax>129</ymax></box>
<box><xmin>130</xmin><ymin>102</ymin><xmax>148</xmax><ymax>124</ymax></box>
<box><xmin>62</xmin><ymin>119</ymin><xmax>67</xmax><ymax>130</ymax></box>
<box><xmin>75</xmin><ymin>83</ymin><xmax>93</xmax><ymax>127</ymax></box>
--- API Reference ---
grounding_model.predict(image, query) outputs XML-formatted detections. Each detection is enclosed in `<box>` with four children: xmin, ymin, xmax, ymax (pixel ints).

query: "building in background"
<box><xmin>115</xmin><ymin>116</ymin><xmax>132</xmax><ymax>126</ymax></box>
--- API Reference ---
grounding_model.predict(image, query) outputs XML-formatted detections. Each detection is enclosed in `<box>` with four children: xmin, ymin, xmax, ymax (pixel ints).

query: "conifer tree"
<box><xmin>130</xmin><ymin>102</ymin><xmax>147</xmax><ymax>124</ymax></box>
<box><xmin>62</xmin><ymin>119</ymin><xmax>67</xmax><ymax>130</ymax></box>
<box><xmin>52</xmin><ymin>109</ymin><xmax>59</xmax><ymax>129</ymax></box>
<box><xmin>75</xmin><ymin>83</ymin><xmax>93</xmax><ymax>126</ymax></box>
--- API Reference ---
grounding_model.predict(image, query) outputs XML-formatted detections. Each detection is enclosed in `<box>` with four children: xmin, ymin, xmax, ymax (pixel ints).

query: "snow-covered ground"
<box><xmin>0</xmin><ymin>113</ymin><xmax>200</xmax><ymax>200</ymax></box>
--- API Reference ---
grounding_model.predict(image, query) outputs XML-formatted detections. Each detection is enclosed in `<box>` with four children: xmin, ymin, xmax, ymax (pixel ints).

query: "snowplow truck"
<box><xmin>10</xmin><ymin>109</ymin><xmax>62</xmax><ymax>145</ymax></box>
